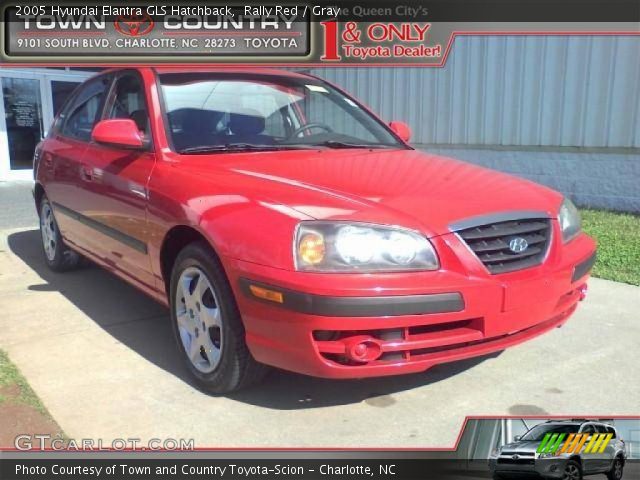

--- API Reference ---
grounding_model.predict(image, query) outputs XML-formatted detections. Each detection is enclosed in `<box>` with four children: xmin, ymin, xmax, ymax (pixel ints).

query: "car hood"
<box><xmin>187</xmin><ymin>148</ymin><xmax>562</xmax><ymax>237</ymax></box>
<box><xmin>501</xmin><ymin>441</ymin><xmax>542</xmax><ymax>453</ymax></box>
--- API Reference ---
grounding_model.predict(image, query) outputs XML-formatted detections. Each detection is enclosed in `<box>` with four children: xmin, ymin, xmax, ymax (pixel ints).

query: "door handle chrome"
<box><xmin>81</xmin><ymin>165</ymin><xmax>93</xmax><ymax>181</ymax></box>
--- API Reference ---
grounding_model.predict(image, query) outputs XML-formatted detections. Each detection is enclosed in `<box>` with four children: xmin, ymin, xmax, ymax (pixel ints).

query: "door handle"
<box><xmin>81</xmin><ymin>165</ymin><xmax>94</xmax><ymax>181</ymax></box>
<box><xmin>42</xmin><ymin>153</ymin><xmax>54</xmax><ymax>168</ymax></box>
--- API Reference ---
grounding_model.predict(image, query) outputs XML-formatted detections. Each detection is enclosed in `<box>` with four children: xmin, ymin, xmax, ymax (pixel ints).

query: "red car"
<box><xmin>34</xmin><ymin>67</ymin><xmax>596</xmax><ymax>393</ymax></box>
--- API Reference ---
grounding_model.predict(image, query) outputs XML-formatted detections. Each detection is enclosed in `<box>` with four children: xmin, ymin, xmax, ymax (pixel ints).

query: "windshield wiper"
<box><xmin>179</xmin><ymin>143</ymin><xmax>313</xmax><ymax>154</ymax></box>
<box><xmin>316</xmin><ymin>140</ymin><xmax>391</xmax><ymax>149</ymax></box>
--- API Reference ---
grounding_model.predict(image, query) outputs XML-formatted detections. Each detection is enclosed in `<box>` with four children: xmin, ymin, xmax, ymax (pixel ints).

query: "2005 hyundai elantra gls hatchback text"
<box><xmin>34</xmin><ymin>68</ymin><xmax>597</xmax><ymax>393</ymax></box>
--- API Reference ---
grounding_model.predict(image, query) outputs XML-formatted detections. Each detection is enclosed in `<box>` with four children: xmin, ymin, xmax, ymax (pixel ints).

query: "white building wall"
<box><xmin>307</xmin><ymin>36</ymin><xmax>640</xmax><ymax>212</ymax></box>
<box><xmin>309</xmin><ymin>36</ymin><xmax>640</xmax><ymax>148</ymax></box>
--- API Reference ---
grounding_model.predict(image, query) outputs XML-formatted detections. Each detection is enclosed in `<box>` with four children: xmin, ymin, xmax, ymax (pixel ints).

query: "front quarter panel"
<box><xmin>197</xmin><ymin>196</ymin><xmax>305</xmax><ymax>269</ymax></box>
<box><xmin>146</xmin><ymin>159</ymin><xmax>309</xmax><ymax>285</ymax></box>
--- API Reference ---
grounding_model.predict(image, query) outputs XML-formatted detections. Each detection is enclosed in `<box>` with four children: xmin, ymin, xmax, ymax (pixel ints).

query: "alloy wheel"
<box><xmin>614</xmin><ymin>459</ymin><xmax>622</xmax><ymax>479</ymax></box>
<box><xmin>41</xmin><ymin>203</ymin><xmax>57</xmax><ymax>261</ymax></box>
<box><xmin>564</xmin><ymin>464</ymin><xmax>581</xmax><ymax>480</ymax></box>
<box><xmin>175</xmin><ymin>267</ymin><xmax>223</xmax><ymax>373</ymax></box>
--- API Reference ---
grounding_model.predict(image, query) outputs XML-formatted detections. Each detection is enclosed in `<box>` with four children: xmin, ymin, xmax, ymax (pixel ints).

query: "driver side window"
<box><xmin>106</xmin><ymin>73</ymin><xmax>149</xmax><ymax>137</ymax></box>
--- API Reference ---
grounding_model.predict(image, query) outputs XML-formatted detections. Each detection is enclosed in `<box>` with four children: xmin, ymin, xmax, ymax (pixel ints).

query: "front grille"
<box><xmin>457</xmin><ymin>218</ymin><xmax>551</xmax><ymax>274</ymax></box>
<box><xmin>497</xmin><ymin>458</ymin><xmax>535</xmax><ymax>465</ymax></box>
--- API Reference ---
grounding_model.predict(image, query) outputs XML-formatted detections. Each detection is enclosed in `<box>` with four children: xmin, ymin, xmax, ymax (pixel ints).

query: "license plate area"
<box><xmin>503</xmin><ymin>275</ymin><xmax>563</xmax><ymax>312</ymax></box>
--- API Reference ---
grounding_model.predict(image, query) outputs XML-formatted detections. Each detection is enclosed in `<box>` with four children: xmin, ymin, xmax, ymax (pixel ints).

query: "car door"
<box><xmin>594</xmin><ymin>425</ymin><xmax>617</xmax><ymax>472</ymax></box>
<box><xmin>579</xmin><ymin>424</ymin><xmax>599</xmax><ymax>473</ymax></box>
<box><xmin>75</xmin><ymin>70</ymin><xmax>156</xmax><ymax>289</ymax></box>
<box><xmin>42</xmin><ymin>74</ymin><xmax>112</xmax><ymax>249</ymax></box>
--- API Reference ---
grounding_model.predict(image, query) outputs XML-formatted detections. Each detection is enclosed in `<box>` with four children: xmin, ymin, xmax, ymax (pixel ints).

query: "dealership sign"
<box><xmin>5</xmin><ymin>5</ymin><xmax>310</xmax><ymax>57</ymax></box>
<box><xmin>1</xmin><ymin>3</ymin><xmax>639</xmax><ymax>64</ymax></box>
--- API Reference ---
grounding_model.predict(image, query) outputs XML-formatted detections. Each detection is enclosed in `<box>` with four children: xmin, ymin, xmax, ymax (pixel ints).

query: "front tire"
<box><xmin>39</xmin><ymin>197</ymin><xmax>81</xmax><ymax>272</ymax></box>
<box><xmin>563</xmin><ymin>460</ymin><xmax>582</xmax><ymax>480</ymax></box>
<box><xmin>169</xmin><ymin>242</ymin><xmax>268</xmax><ymax>394</ymax></box>
<box><xmin>607</xmin><ymin>457</ymin><xmax>624</xmax><ymax>480</ymax></box>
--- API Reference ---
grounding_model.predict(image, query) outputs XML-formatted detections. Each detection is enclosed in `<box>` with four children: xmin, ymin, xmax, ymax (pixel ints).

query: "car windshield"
<box><xmin>520</xmin><ymin>424</ymin><xmax>581</xmax><ymax>441</ymax></box>
<box><xmin>158</xmin><ymin>72</ymin><xmax>404</xmax><ymax>153</ymax></box>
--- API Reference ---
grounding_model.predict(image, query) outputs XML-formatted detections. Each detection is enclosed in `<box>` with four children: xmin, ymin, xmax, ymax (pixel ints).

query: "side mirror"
<box><xmin>514</xmin><ymin>435</ymin><xmax>522</xmax><ymax>442</ymax></box>
<box><xmin>389</xmin><ymin>121</ymin><xmax>411</xmax><ymax>142</ymax></box>
<box><xmin>92</xmin><ymin>119</ymin><xmax>144</xmax><ymax>149</ymax></box>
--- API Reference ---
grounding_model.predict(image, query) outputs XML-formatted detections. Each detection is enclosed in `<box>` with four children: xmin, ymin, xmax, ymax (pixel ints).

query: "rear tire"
<box><xmin>39</xmin><ymin>197</ymin><xmax>81</xmax><ymax>272</ymax></box>
<box><xmin>607</xmin><ymin>457</ymin><xmax>624</xmax><ymax>480</ymax></box>
<box><xmin>169</xmin><ymin>242</ymin><xmax>269</xmax><ymax>394</ymax></box>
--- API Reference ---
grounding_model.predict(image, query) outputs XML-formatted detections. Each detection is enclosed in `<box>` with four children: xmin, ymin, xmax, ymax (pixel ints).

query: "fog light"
<box><xmin>343</xmin><ymin>336</ymin><xmax>382</xmax><ymax>363</ymax></box>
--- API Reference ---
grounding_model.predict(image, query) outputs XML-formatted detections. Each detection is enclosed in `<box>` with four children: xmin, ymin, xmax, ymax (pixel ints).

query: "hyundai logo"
<box><xmin>509</xmin><ymin>237</ymin><xmax>529</xmax><ymax>253</ymax></box>
<box><xmin>512</xmin><ymin>454</ymin><xmax>520</xmax><ymax>460</ymax></box>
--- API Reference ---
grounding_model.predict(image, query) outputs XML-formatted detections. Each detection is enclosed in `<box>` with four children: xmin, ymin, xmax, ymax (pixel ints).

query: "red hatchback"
<box><xmin>34</xmin><ymin>67</ymin><xmax>596</xmax><ymax>393</ymax></box>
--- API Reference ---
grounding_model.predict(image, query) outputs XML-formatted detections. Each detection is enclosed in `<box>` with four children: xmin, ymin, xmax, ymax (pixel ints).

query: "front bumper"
<box><xmin>226</xmin><ymin>229</ymin><xmax>596</xmax><ymax>378</ymax></box>
<box><xmin>489</xmin><ymin>456</ymin><xmax>569</xmax><ymax>479</ymax></box>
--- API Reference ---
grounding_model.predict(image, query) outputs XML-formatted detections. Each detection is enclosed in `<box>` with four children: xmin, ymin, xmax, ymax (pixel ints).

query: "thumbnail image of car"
<box><xmin>34</xmin><ymin>67</ymin><xmax>596</xmax><ymax>393</ymax></box>
<box><xmin>489</xmin><ymin>420</ymin><xmax>627</xmax><ymax>480</ymax></box>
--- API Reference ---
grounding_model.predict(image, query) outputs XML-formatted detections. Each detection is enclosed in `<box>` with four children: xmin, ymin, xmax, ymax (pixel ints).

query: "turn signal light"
<box><xmin>298</xmin><ymin>232</ymin><xmax>325</xmax><ymax>265</ymax></box>
<box><xmin>249</xmin><ymin>285</ymin><xmax>284</xmax><ymax>304</ymax></box>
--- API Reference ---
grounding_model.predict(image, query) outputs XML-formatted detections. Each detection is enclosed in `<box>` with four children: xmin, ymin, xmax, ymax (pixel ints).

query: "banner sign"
<box><xmin>0</xmin><ymin>458</ymin><xmax>484</xmax><ymax>480</ymax></box>
<box><xmin>1</xmin><ymin>2</ymin><xmax>639</xmax><ymax>65</ymax></box>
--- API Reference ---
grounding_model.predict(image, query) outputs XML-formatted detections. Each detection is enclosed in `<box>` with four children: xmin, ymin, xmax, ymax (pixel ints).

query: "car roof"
<box><xmin>541</xmin><ymin>421</ymin><xmax>583</xmax><ymax>426</ymax></box>
<box><xmin>88</xmin><ymin>67</ymin><xmax>315</xmax><ymax>85</ymax></box>
<box><xmin>541</xmin><ymin>420</ymin><xmax>615</xmax><ymax>428</ymax></box>
<box><xmin>153</xmin><ymin>66</ymin><xmax>310</xmax><ymax>79</ymax></box>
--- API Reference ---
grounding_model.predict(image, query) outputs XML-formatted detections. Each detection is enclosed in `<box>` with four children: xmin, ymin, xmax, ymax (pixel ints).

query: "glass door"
<box><xmin>1</xmin><ymin>77</ymin><xmax>44</xmax><ymax>172</ymax></box>
<box><xmin>50</xmin><ymin>80</ymin><xmax>81</xmax><ymax>117</ymax></box>
<box><xmin>0</xmin><ymin>69</ymin><xmax>90</xmax><ymax>181</ymax></box>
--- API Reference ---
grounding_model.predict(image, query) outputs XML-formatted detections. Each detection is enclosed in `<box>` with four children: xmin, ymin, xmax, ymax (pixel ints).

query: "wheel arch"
<box><xmin>159</xmin><ymin>224</ymin><xmax>224</xmax><ymax>294</ymax></box>
<box><xmin>568</xmin><ymin>455</ymin><xmax>582</xmax><ymax>466</ymax></box>
<box><xmin>34</xmin><ymin>182</ymin><xmax>46</xmax><ymax>212</ymax></box>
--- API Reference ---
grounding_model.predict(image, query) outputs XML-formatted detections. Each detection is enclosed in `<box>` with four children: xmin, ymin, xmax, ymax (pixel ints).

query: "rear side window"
<box><xmin>606</xmin><ymin>426</ymin><xmax>617</xmax><ymax>438</ymax></box>
<box><xmin>581</xmin><ymin>424</ymin><xmax>596</xmax><ymax>434</ymax></box>
<box><xmin>60</xmin><ymin>76</ymin><xmax>110</xmax><ymax>142</ymax></box>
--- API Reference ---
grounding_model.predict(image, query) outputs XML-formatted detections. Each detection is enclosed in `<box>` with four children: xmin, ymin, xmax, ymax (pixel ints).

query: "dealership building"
<box><xmin>1</xmin><ymin>36</ymin><xmax>638</xmax><ymax>211</ymax></box>
<box><xmin>0</xmin><ymin>67</ymin><xmax>96</xmax><ymax>180</ymax></box>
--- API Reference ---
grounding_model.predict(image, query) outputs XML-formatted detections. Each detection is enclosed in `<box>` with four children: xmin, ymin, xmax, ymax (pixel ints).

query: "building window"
<box><xmin>1</xmin><ymin>77</ymin><xmax>43</xmax><ymax>170</ymax></box>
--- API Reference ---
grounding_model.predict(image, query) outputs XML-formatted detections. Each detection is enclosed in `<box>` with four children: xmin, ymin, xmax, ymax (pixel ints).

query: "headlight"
<box><xmin>294</xmin><ymin>222</ymin><xmax>439</xmax><ymax>272</ymax></box>
<box><xmin>558</xmin><ymin>197</ymin><xmax>581</xmax><ymax>243</ymax></box>
<box><xmin>538</xmin><ymin>452</ymin><xmax>556</xmax><ymax>459</ymax></box>
<box><xmin>490</xmin><ymin>447</ymin><xmax>502</xmax><ymax>457</ymax></box>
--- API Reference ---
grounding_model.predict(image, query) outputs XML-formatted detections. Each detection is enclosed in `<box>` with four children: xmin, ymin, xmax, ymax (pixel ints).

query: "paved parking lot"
<box><xmin>0</xmin><ymin>181</ymin><xmax>35</xmax><ymax>230</ymax></box>
<box><xmin>0</xmin><ymin>181</ymin><xmax>639</xmax><ymax>447</ymax></box>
